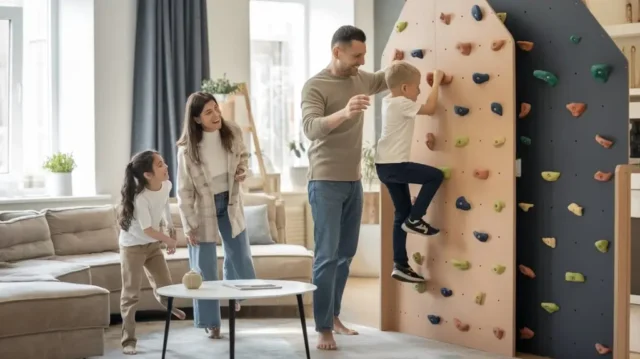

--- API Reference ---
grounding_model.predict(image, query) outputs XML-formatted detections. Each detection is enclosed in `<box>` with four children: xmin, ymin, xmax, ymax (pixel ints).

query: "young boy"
<box><xmin>374</xmin><ymin>61</ymin><xmax>445</xmax><ymax>283</ymax></box>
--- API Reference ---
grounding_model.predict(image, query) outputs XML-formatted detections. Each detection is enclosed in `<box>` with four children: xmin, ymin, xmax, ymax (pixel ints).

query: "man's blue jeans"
<box><xmin>308</xmin><ymin>180</ymin><xmax>363</xmax><ymax>332</ymax></box>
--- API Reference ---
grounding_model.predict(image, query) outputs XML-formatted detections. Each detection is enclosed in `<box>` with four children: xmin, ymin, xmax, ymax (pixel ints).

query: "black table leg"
<box><xmin>229</xmin><ymin>299</ymin><xmax>236</xmax><ymax>359</ymax></box>
<box><xmin>161</xmin><ymin>297</ymin><xmax>173</xmax><ymax>359</ymax></box>
<box><xmin>296</xmin><ymin>294</ymin><xmax>311</xmax><ymax>359</ymax></box>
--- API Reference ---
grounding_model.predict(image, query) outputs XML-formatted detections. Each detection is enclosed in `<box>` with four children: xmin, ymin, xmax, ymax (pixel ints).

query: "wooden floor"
<box><xmin>341</xmin><ymin>276</ymin><xmax>640</xmax><ymax>359</ymax></box>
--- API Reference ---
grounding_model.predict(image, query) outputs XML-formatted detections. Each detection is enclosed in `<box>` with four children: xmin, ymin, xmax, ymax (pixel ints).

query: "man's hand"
<box><xmin>186</xmin><ymin>228</ymin><xmax>199</xmax><ymax>246</ymax></box>
<box><xmin>166</xmin><ymin>244</ymin><xmax>176</xmax><ymax>255</ymax></box>
<box><xmin>342</xmin><ymin>94</ymin><xmax>370</xmax><ymax>119</ymax></box>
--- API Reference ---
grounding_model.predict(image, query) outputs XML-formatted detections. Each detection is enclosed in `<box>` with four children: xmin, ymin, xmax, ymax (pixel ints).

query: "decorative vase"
<box><xmin>289</xmin><ymin>166</ymin><xmax>309</xmax><ymax>191</ymax></box>
<box><xmin>182</xmin><ymin>269</ymin><xmax>203</xmax><ymax>289</ymax></box>
<box><xmin>213</xmin><ymin>93</ymin><xmax>229</xmax><ymax>103</ymax></box>
<box><xmin>45</xmin><ymin>173</ymin><xmax>72</xmax><ymax>197</ymax></box>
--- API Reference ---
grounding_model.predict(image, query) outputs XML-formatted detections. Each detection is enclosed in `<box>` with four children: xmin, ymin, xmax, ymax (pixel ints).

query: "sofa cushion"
<box><xmin>56</xmin><ymin>252</ymin><xmax>121</xmax><ymax>291</ymax></box>
<box><xmin>44</xmin><ymin>205</ymin><xmax>119</xmax><ymax>256</ymax></box>
<box><xmin>0</xmin><ymin>214</ymin><xmax>55</xmax><ymax>262</ymax></box>
<box><xmin>0</xmin><ymin>282</ymin><xmax>109</xmax><ymax>339</ymax></box>
<box><xmin>243</xmin><ymin>193</ymin><xmax>280</xmax><ymax>243</ymax></box>
<box><xmin>0</xmin><ymin>210</ymin><xmax>40</xmax><ymax>220</ymax></box>
<box><xmin>245</xmin><ymin>204</ymin><xmax>275</xmax><ymax>245</ymax></box>
<box><xmin>0</xmin><ymin>259</ymin><xmax>91</xmax><ymax>285</ymax></box>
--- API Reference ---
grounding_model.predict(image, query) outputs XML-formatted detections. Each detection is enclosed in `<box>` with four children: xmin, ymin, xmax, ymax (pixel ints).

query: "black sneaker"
<box><xmin>401</xmin><ymin>218</ymin><xmax>440</xmax><ymax>236</ymax></box>
<box><xmin>391</xmin><ymin>263</ymin><xmax>425</xmax><ymax>283</ymax></box>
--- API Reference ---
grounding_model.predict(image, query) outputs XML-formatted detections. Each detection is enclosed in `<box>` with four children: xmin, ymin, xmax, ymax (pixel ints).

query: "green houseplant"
<box><xmin>361</xmin><ymin>142</ymin><xmax>378</xmax><ymax>189</ymax></box>
<box><xmin>42</xmin><ymin>152</ymin><xmax>76</xmax><ymax>196</ymax></box>
<box><xmin>288</xmin><ymin>140</ymin><xmax>308</xmax><ymax>191</ymax></box>
<box><xmin>201</xmin><ymin>73</ymin><xmax>240</xmax><ymax>102</ymax></box>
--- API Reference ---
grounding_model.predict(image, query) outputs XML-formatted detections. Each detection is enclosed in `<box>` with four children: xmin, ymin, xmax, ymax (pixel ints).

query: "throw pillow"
<box><xmin>244</xmin><ymin>204</ymin><xmax>275</xmax><ymax>245</ymax></box>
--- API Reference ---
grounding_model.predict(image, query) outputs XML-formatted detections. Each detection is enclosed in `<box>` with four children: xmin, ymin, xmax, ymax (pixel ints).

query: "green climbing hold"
<box><xmin>541</xmin><ymin>302</ymin><xmax>560</xmax><ymax>314</ymax></box>
<box><xmin>533</xmin><ymin>70</ymin><xmax>559</xmax><ymax>87</ymax></box>
<box><xmin>455</xmin><ymin>136</ymin><xmax>469</xmax><ymax>148</ymax></box>
<box><xmin>452</xmin><ymin>259</ymin><xmax>470</xmax><ymax>270</ymax></box>
<box><xmin>493</xmin><ymin>200</ymin><xmax>505</xmax><ymax>213</ymax></box>
<box><xmin>595</xmin><ymin>240</ymin><xmax>609</xmax><ymax>253</ymax></box>
<box><xmin>413</xmin><ymin>252</ymin><xmax>424</xmax><ymax>265</ymax></box>
<box><xmin>591</xmin><ymin>64</ymin><xmax>612</xmax><ymax>83</ymax></box>
<box><xmin>520</xmin><ymin>136</ymin><xmax>531</xmax><ymax>145</ymax></box>
<box><xmin>570</xmin><ymin>35</ymin><xmax>582</xmax><ymax>44</ymax></box>
<box><xmin>396</xmin><ymin>21</ymin><xmax>408</xmax><ymax>32</ymax></box>
<box><xmin>565</xmin><ymin>272</ymin><xmax>585</xmax><ymax>283</ymax></box>
<box><xmin>439</xmin><ymin>167</ymin><xmax>452</xmax><ymax>179</ymax></box>
<box><xmin>414</xmin><ymin>282</ymin><xmax>427</xmax><ymax>293</ymax></box>
<box><xmin>492</xmin><ymin>265</ymin><xmax>506</xmax><ymax>275</ymax></box>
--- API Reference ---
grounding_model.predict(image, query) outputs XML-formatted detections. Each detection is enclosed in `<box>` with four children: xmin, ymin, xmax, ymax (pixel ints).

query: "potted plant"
<box><xmin>288</xmin><ymin>140</ymin><xmax>308</xmax><ymax>191</ymax></box>
<box><xmin>42</xmin><ymin>152</ymin><xmax>76</xmax><ymax>196</ymax></box>
<box><xmin>201</xmin><ymin>73</ymin><xmax>240</xmax><ymax>103</ymax></box>
<box><xmin>361</xmin><ymin>142</ymin><xmax>378</xmax><ymax>190</ymax></box>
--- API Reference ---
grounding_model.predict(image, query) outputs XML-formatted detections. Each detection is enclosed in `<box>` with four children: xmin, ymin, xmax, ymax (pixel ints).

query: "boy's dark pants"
<box><xmin>376</xmin><ymin>162</ymin><xmax>444</xmax><ymax>266</ymax></box>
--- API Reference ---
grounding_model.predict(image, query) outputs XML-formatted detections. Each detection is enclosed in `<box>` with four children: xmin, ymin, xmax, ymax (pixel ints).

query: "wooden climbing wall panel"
<box><xmin>379</xmin><ymin>0</ymin><xmax>516</xmax><ymax>356</ymax></box>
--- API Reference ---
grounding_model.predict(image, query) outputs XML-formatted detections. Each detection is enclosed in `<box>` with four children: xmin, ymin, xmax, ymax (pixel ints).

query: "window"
<box><xmin>0</xmin><ymin>0</ymin><xmax>54</xmax><ymax>196</ymax></box>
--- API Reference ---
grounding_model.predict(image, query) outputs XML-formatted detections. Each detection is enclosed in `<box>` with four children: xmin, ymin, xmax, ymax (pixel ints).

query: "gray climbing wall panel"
<box><xmin>486</xmin><ymin>0</ymin><xmax>629</xmax><ymax>358</ymax></box>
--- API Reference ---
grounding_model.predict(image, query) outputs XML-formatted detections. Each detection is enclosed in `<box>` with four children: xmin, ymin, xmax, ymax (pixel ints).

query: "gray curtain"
<box><xmin>131</xmin><ymin>0</ymin><xmax>210</xmax><ymax>196</ymax></box>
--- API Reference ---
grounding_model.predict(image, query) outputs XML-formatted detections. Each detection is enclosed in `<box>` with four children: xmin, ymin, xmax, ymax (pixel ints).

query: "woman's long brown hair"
<box><xmin>176</xmin><ymin>92</ymin><xmax>234</xmax><ymax>164</ymax></box>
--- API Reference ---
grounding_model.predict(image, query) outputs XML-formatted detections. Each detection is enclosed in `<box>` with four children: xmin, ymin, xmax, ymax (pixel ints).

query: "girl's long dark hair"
<box><xmin>118</xmin><ymin>150</ymin><xmax>158</xmax><ymax>231</ymax></box>
<box><xmin>176</xmin><ymin>91</ymin><xmax>234</xmax><ymax>164</ymax></box>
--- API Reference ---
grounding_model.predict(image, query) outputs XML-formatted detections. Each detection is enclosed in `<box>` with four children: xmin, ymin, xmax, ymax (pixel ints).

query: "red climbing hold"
<box><xmin>520</xmin><ymin>327</ymin><xmax>535</xmax><ymax>339</ymax></box>
<box><xmin>595</xmin><ymin>134</ymin><xmax>614</xmax><ymax>148</ymax></box>
<box><xmin>394</xmin><ymin>49</ymin><xmax>404</xmax><ymax>61</ymax></box>
<box><xmin>518</xmin><ymin>264</ymin><xmax>536</xmax><ymax>278</ymax></box>
<box><xmin>519</xmin><ymin>103</ymin><xmax>531</xmax><ymax>119</ymax></box>
<box><xmin>440</xmin><ymin>12</ymin><xmax>452</xmax><ymax>25</ymax></box>
<box><xmin>426</xmin><ymin>133</ymin><xmax>435</xmax><ymax>150</ymax></box>
<box><xmin>517</xmin><ymin>41</ymin><xmax>534</xmax><ymax>51</ymax></box>
<box><xmin>426</xmin><ymin>72</ymin><xmax>453</xmax><ymax>86</ymax></box>
<box><xmin>595</xmin><ymin>343</ymin><xmax>611</xmax><ymax>355</ymax></box>
<box><xmin>491</xmin><ymin>40</ymin><xmax>506</xmax><ymax>51</ymax></box>
<box><xmin>456</xmin><ymin>42</ymin><xmax>472</xmax><ymax>56</ymax></box>
<box><xmin>566</xmin><ymin>102</ymin><xmax>587</xmax><ymax>117</ymax></box>
<box><xmin>454</xmin><ymin>318</ymin><xmax>470</xmax><ymax>332</ymax></box>
<box><xmin>594</xmin><ymin>171</ymin><xmax>613</xmax><ymax>182</ymax></box>
<box><xmin>493</xmin><ymin>327</ymin><xmax>505</xmax><ymax>340</ymax></box>
<box><xmin>473</xmin><ymin>169</ymin><xmax>489</xmax><ymax>180</ymax></box>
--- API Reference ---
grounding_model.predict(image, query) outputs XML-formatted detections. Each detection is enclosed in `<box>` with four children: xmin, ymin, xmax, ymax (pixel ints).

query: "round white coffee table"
<box><xmin>157</xmin><ymin>279</ymin><xmax>317</xmax><ymax>359</ymax></box>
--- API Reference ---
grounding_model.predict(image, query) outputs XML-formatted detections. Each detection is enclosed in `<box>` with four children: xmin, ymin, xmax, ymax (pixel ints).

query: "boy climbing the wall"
<box><xmin>375</xmin><ymin>61</ymin><xmax>445</xmax><ymax>283</ymax></box>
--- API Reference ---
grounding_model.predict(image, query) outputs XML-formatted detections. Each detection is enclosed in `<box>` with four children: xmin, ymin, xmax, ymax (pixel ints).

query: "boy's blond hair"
<box><xmin>385</xmin><ymin>61</ymin><xmax>421</xmax><ymax>89</ymax></box>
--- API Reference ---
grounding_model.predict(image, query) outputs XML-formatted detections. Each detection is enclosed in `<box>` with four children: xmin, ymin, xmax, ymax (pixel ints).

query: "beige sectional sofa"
<box><xmin>0</xmin><ymin>193</ymin><xmax>313</xmax><ymax>359</ymax></box>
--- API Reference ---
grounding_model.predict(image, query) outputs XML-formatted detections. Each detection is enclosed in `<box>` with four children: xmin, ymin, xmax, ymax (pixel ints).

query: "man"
<box><xmin>301</xmin><ymin>25</ymin><xmax>387</xmax><ymax>350</ymax></box>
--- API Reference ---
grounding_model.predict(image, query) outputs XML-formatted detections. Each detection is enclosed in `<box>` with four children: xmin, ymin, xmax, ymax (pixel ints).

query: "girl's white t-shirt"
<box><xmin>118</xmin><ymin>180</ymin><xmax>174</xmax><ymax>247</ymax></box>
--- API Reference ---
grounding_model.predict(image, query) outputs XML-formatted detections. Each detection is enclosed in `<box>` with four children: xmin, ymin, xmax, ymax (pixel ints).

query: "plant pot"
<box><xmin>289</xmin><ymin>166</ymin><xmax>309</xmax><ymax>191</ymax></box>
<box><xmin>213</xmin><ymin>93</ymin><xmax>229</xmax><ymax>103</ymax></box>
<box><xmin>45</xmin><ymin>173</ymin><xmax>73</xmax><ymax>196</ymax></box>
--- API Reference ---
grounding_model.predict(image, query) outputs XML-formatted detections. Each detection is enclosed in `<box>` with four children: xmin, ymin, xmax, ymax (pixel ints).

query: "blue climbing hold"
<box><xmin>471</xmin><ymin>5</ymin><xmax>483</xmax><ymax>21</ymax></box>
<box><xmin>441</xmin><ymin>288</ymin><xmax>453</xmax><ymax>297</ymax></box>
<box><xmin>491</xmin><ymin>102</ymin><xmax>503</xmax><ymax>116</ymax></box>
<box><xmin>454</xmin><ymin>106</ymin><xmax>469</xmax><ymax>116</ymax></box>
<box><xmin>473</xmin><ymin>231</ymin><xmax>489</xmax><ymax>242</ymax></box>
<box><xmin>411</xmin><ymin>49</ymin><xmax>424</xmax><ymax>59</ymax></box>
<box><xmin>427</xmin><ymin>315</ymin><xmax>441</xmax><ymax>325</ymax></box>
<box><xmin>473</xmin><ymin>73</ymin><xmax>490</xmax><ymax>84</ymax></box>
<box><xmin>456</xmin><ymin>196</ymin><xmax>471</xmax><ymax>211</ymax></box>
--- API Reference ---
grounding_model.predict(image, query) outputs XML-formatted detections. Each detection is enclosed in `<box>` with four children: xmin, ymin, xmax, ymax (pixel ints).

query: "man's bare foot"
<box><xmin>172</xmin><ymin>308</ymin><xmax>186</xmax><ymax>320</ymax></box>
<box><xmin>333</xmin><ymin>317</ymin><xmax>359</xmax><ymax>335</ymax></box>
<box><xmin>316</xmin><ymin>331</ymin><xmax>337</xmax><ymax>350</ymax></box>
<box><xmin>235</xmin><ymin>302</ymin><xmax>241</xmax><ymax>312</ymax></box>
<box><xmin>205</xmin><ymin>327</ymin><xmax>223</xmax><ymax>339</ymax></box>
<box><xmin>122</xmin><ymin>345</ymin><xmax>137</xmax><ymax>355</ymax></box>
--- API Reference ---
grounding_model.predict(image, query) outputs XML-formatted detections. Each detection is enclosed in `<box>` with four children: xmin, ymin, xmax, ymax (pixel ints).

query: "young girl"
<box><xmin>176</xmin><ymin>91</ymin><xmax>257</xmax><ymax>339</ymax></box>
<box><xmin>118</xmin><ymin>150</ymin><xmax>186</xmax><ymax>355</ymax></box>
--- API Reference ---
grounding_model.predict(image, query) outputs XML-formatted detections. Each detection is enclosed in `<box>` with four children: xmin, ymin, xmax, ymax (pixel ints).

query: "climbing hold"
<box><xmin>517</xmin><ymin>41</ymin><xmax>534</xmax><ymax>51</ymax></box>
<box><xmin>439</xmin><ymin>12</ymin><xmax>451</xmax><ymax>25</ymax></box>
<box><xmin>591</xmin><ymin>64</ymin><xmax>612</xmax><ymax>83</ymax></box>
<box><xmin>472</xmin><ymin>73</ymin><xmax>490</xmax><ymax>84</ymax></box>
<box><xmin>471</xmin><ymin>5</ymin><xmax>483</xmax><ymax>21</ymax></box>
<box><xmin>473</xmin><ymin>231</ymin><xmax>489</xmax><ymax>242</ymax></box>
<box><xmin>594</xmin><ymin>171</ymin><xmax>613</xmax><ymax>182</ymax></box>
<box><xmin>519</xmin><ymin>103</ymin><xmax>531</xmax><ymax>119</ymax></box>
<box><xmin>428</xmin><ymin>315</ymin><xmax>441</xmax><ymax>325</ymax></box>
<box><xmin>496</xmin><ymin>12</ymin><xmax>507</xmax><ymax>23</ymax></box>
<box><xmin>568</xmin><ymin>203</ymin><xmax>583</xmax><ymax>216</ymax></box>
<box><xmin>393</xmin><ymin>49</ymin><xmax>404</xmax><ymax>61</ymax></box>
<box><xmin>456</xmin><ymin>196</ymin><xmax>471</xmax><ymax>211</ymax></box>
<box><xmin>413</xmin><ymin>252</ymin><xmax>424</xmax><ymax>265</ymax></box>
<box><xmin>454</xmin><ymin>105</ymin><xmax>470</xmax><ymax>116</ymax></box>
<box><xmin>473</xmin><ymin>169</ymin><xmax>489</xmax><ymax>180</ymax></box>
<box><xmin>454</xmin><ymin>318</ymin><xmax>470</xmax><ymax>332</ymax></box>
<box><xmin>493</xmin><ymin>327</ymin><xmax>505</xmax><ymax>340</ymax></box>
<box><xmin>426</xmin><ymin>133</ymin><xmax>435</xmax><ymax>150</ymax></box>
<box><xmin>570</xmin><ymin>35</ymin><xmax>582</xmax><ymax>44</ymax></box>
<box><xmin>456</xmin><ymin>42</ymin><xmax>472</xmax><ymax>56</ymax></box>
<box><xmin>439</xmin><ymin>167</ymin><xmax>451</xmax><ymax>179</ymax></box>
<box><xmin>518</xmin><ymin>264</ymin><xmax>536</xmax><ymax>278</ymax></box>
<box><xmin>395</xmin><ymin>21</ymin><xmax>408</xmax><ymax>32</ymax></box>
<box><xmin>452</xmin><ymin>259</ymin><xmax>470</xmax><ymax>270</ymax></box>
<box><xmin>491</xmin><ymin>102</ymin><xmax>503</xmax><ymax>116</ymax></box>
<box><xmin>455</xmin><ymin>136</ymin><xmax>470</xmax><ymax>148</ymax></box>
<box><xmin>595</xmin><ymin>240</ymin><xmax>609</xmax><ymax>253</ymax></box>
<box><xmin>440</xmin><ymin>288</ymin><xmax>453</xmax><ymax>297</ymax></box>
<box><xmin>566</xmin><ymin>102</ymin><xmax>587</xmax><ymax>117</ymax></box>
<box><xmin>491</xmin><ymin>40</ymin><xmax>506</xmax><ymax>51</ymax></box>
<box><xmin>520</xmin><ymin>327</ymin><xmax>535</xmax><ymax>339</ymax></box>
<box><xmin>595</xmin><ymin>343</ymin><xmax>612</xmax><ymax>354</ymax></box>
<box><xmin>533</xmin><ymin>70</ymin><xmax>559</xmax><ymax>87</ymax></box>
<box><xmin>426</xmin><ymin>72</ymin><xmax>453</xmax><ymax>86</ymax></box>
<box><xmin>518</xmin><ymin>203</ymin><xmax>534</xmax><ymax>212</ymax></box>
<box><xmin>414</xmin><ymin>282</ymin><xmax>427</xmax><ymax>293</ymax></box>
<box><xmin>520</xmin><ymin>136</ymin><xmax>531</xmax><ymax>146</ymax></box>
<box><xmin>494</xmin><ymin>201</ymin><xmax>505</xmax><ymax>212</ymax></box>
<box><xmin>541</xmin><ymin>302</ymin><xmax>560</xmax><ymax>314</ymax></box>
<box><xmin>411</xmin><ymin>49</ymin><xmax>424</xmax><ymax>59</ymax></box>
<box><xmin>493</xmin><ymin>265</ymin><xmax>506</xmax><ymax>275</ymax></box>
<box><xmin>493</xmin><ymin>137</ymin><xmax>506</xmax><ymax>147</ymax></box>
<box><xmin>542</xmin><ymin>237</ymin><xmax>556</xmax><ymax>248</ymax></box>
<box><xmin>541</xmin><ymin>171</ymin><xmax>561</xmax><ymax>182</ymax></box>
<box><xmin>595</xmin><ymin>134</ymin><xmax>614</xmax><ymax>148</ymax></box>
<box><xmin>565</xmin><ymin>272</ymin><xmax>586</xmax><ymax>283</ymax></box>
<box><xmin>475</xmin><ymin>292</ymin><xmax>486</xmax><ymax>305</ymax></box>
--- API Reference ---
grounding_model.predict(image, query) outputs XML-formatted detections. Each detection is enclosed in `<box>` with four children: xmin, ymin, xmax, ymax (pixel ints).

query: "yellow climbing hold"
<box><xmin>439</xmin><ymin>167</ymin><xmax>452</xmax><ymax>179</ymax></box>
<box><xmin>496</xmin><ymin>12</ymin><xmax>507</xmax><ymax>23</ymax></box>
<box><xmin>396</xmin><ymin>21</ymin><xmax>408</xmax><ymax>32</ymax></box>
<box><xmin>492</xmin><ymin>265</ymin><xmax>506</xmax><ymax>274</ymax></box>
<box><xmin>541</xmin><ymin>171</ymin><xmax>561</xmax><ymax>181</ymax></box>
<box><xmin>565</xmin><ymin>272</ymin><xmax>585</xmax><ymax>282</ymax></box>
<box><xmin>413</xmin><ymin>252</ymin><xmax>424</xmax><ymax>265</ymax></box>
<box><xmin>493</xmin><ymin>136</ymin><xmax>506</xmax><ymax>147</ymax></box>
<box><xmin>452</xmin><ymin>259</ymin><xmax>470</xmax><ymax>270</ymax></box>
<box><xmin>595</xmin><ymin>240</ymin><xmax>609</xmax><ymax>253</ymax></box>
<box><xmin>542</xmin><ymin>237</ymin><xmax>556</xmax><ymax>248</ymax></box>
<box><xmin>568</xmin><ymin>203</ymin><xmax>583</xmax><ymax>216</ymax></box>
<box><xmin>455</xmin><ymin>136</ymin><xmax>470</xmax><ymax>148</ymax></box>
<box><xmin>494</xmin><ymin>200</ymin><xmax>505</xmax><ymax>212</ymax></box>
<box><xmin>414</xmin><ymin>282</ymin><xmax>427</xmax><ymax>293</ymax></box>
<box><xmin>541</xmin><ymin>302</ymin><xmax>560</xmax><ymax>314</ymax></box>
<box><xmin>475</xmin><ymin>292</ymin><xmax>486</xmax><ymax>305</ymax></box>
<box><xmin>518</xmin><ymin>203</ymin><xmax>534</xmax><ymax>212</ymax></box>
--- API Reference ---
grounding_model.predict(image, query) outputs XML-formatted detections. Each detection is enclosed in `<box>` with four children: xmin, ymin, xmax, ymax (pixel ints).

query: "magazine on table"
<box><xmin>222</xmin><ymin>280</ymin><xmax>282</xmax><ymax>290</ymax></box>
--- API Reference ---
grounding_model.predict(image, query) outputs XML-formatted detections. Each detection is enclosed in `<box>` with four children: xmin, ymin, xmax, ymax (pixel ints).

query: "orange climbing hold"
<box><xmin>518</xmin><ymin>264</ymin><xmax>536</xmax><ymax>278</ymax></box>
<box><xmin>456</xmin><ymin>42</ymin><xmax>473</xmax><ymax>56</ymax></box>
<box><xmin>566</xmin><ymin>102</ymin><xmax>587</xmax><ymax>117</ymax></box>
<box><xmin>426</xmin><ymin>133</ymin><xmax>436</xmax><ymax>150</ymax></box>
<box><xmin>493</xmin><ymin>327</ymin><xmax>505</xmax><ymax>340</ymax></box>
<box><xmin>595</xmin><ymin>343</ymin><xmax>611</xmax><ymax>355</ymax></box>
<box><xmin>393</xmin><ymin>49</ymin><xmax>404</xmax><ymax>61</ymax></box>
<box><xmin>426</xmin><ymin>72</ymin><xmax>453</xmax><ymax>86</ymax></box>
<box><xmin>473</xmin><ymin>169</ymin><xmax>489</xmax><ymax>180</ymax></box>
<box><xmin>594</xmin><ymin>171</ymin><xmax>613</xmax><ymax>182</ymax></box>
<box><xmin>453</xmin><ymin>318</ymin><xmax>470</xmax><ymax>332</ymax></box>
<box><xmin>440</xmin><ymin>12</ymin><xmax>452</xmax><ymax>25</ymax></box>
<box><xmin>517</xmin><ymin>41</ymin><xmax>534</xmax><ymax>51</ymax></box>
<box><xmin>520</xmin><ymin>327</ymin><xmax>535</xmax><ymax>339</ymax></box>
<box><xmin>595</xmin><ymin>134</ymin><xmax>613</xmax><ymax>148</ymax></box>
<box><xmin>519</xmin><ymin>103</ymin><xmax>531</xmax><ymax>119</ymax></box>
<box><xmin>491</xmin><ymin>39</ymin><xmax>506</xmax><ymax>51</ymax></box>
